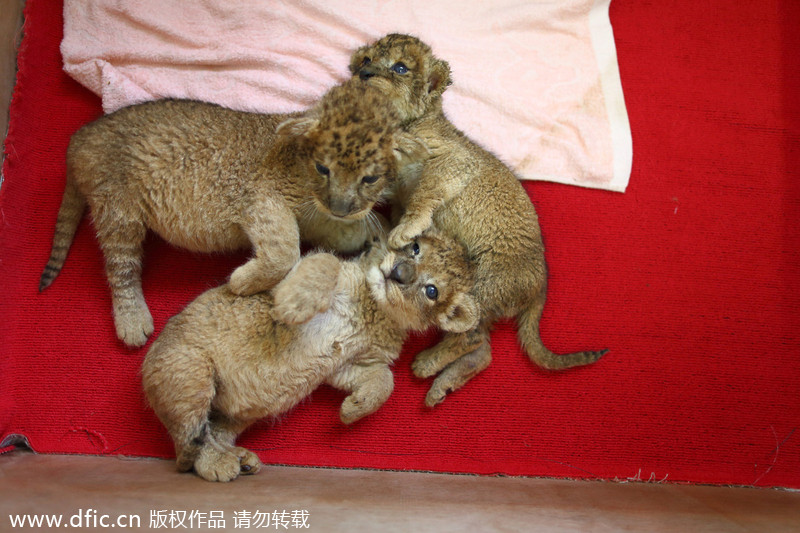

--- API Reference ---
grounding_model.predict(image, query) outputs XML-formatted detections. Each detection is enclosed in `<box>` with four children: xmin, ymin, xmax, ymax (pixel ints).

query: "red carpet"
<box><xmin>2</xmin><ymin>1</ymin><xmax>798</xmax><ymax>487</ymax></box>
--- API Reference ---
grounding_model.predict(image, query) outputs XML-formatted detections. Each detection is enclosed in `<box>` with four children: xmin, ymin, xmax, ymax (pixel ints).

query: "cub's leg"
<box><xmin>229</xmin><ymin>196</ymin><xmax>301</xmax><ymax>296</ymax></box>
<box><xmin>424</xmin><ymin>341</ymin><xmax>492</xmax><ymax>408</ymax></box>
<box><xmin>387</xmin><ymin>155</ymin><xmax>471</xmax><ymax>249</ymax></box>
<box><xmin>141</xmin><ymin>348</ymin><xmax>216</xmax><ymax>473</ymax></box>
<box><xmin>271</xmin><ymin>253</ymin><xmax>341</xmax><ymax>325</ymax></box>
<box><xmin>327</xmin><ymin>362</ymin><xmax>394</xmax><ymax>425</ymax></box>
<box><xmin>91</xmin><ymin>203</ymin><xmax>152</xmax><ymax>347</ymax></box>
<box><xmin>411</xmin><ymin>326</ymin><xmax>487</xmax><ymax>379</ymax></box>
<box><xmin>193</xmin><ymin>418</ymin><xmax>261</xmax><ymax>482</ymax></box>
<box><xmin>412</xmin><ymin>326</ymin><xmax>491</xmax><ymax>408</ymax></box>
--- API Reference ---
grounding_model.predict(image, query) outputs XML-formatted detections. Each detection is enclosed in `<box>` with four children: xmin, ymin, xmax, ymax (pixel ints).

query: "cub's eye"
<box><xmin>411</xmin><ymin>241</ymin><xmax>420</xmax><ymax>256</ymax></box>
<box><xmin>315</xmin><ymin>163</ymin><xmax>330</xmax><ymax>176</ymax></box>
<box><xmin>424</xmin><ymin>284</ymin><xmax>439</xmax><ymax>300</ymax></box>
<box><xmin>361</xmin><ymin>57</ymin><xmax>372</xmax><ymax>67</ymax></box>
<box><xmin>362</xmin><ymin>175</ymin><xmax>379</xmax><ymax>185</ymax></box>
<box><xmin>391</xmin><ymin>62</ymin><xmax>408</xmax><ymax>75</ymax></box>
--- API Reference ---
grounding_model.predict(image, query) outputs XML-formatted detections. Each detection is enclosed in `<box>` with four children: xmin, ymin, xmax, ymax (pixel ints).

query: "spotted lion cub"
<box><xmin>39</xmin><ymin>80</ymin><xmax>426</xmax><ymax>347</ymax></box>
<box><xmin>142</xmin><ymin>231</ymin><xmax>477</xmax><ymax>482</ymax></box>
<box><xmin>350</xmin><ymin>34</ymin><xmax>607</xmax><ymax>406</ymax></box>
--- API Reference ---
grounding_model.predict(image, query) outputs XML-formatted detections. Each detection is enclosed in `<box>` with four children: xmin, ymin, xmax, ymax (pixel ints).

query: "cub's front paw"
<box><xmin>229</xmin><ymin>260</ymin><xmax>278</xmax><ymax>296</ymax></box>
<box><xmin>388</xmin><ymin>220</ymin><xmax>427</xmax><ymax>250</ymax></box>
<box><xmin>113</xmin><ymin>300</ymin><xmax>154</xmax><ymax>347</ymax></box>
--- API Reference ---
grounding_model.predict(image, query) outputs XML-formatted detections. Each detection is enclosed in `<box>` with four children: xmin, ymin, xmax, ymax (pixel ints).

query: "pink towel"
<box><xmin>61</xmin><ymin>0</ymin><xmax>631</xmax><ymax>191</ymax></box>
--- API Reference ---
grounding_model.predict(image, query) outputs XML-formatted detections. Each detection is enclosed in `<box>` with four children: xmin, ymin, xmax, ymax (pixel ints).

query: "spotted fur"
<box><xmin>40</xmin><ymin>80</ymin><xmax>424</xmax><ymax>347</ymax></box>
<box><xmin>351</xmin><ymin>34</ymin><xmax>607</xmax><ymax>407</ymax></box>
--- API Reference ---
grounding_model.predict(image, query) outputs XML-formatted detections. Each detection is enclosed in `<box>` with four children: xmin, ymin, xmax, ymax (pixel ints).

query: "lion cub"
<box><xmin>350</xmin><ymin>34</ymin><xmax>607</xmax><ymax>406</ymax></box>
<box><xmin>39</xmin><ymin>80</ymin><xmax>426</xmax><ymax>347</ymax></box>
<box><xmin>142</xmin><ymin>231</ymin><xmax>477</xmax><ymax>482</ymax></box>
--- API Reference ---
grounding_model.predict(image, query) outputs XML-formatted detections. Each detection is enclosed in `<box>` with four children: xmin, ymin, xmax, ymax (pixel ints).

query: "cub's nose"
<box><xmin>329</xmin><ymin>197</ymin><xmax>353</xmax><ymax>218</ymax></box>
<box><xmin>359</xmin><ymin>67</ymin><xmax>376</xmax><ymax>81</ymax></box>
<box><xmin>388</xmin><ymin>261</ymin><xmax>415</xmax><ymax>285</ymax></box>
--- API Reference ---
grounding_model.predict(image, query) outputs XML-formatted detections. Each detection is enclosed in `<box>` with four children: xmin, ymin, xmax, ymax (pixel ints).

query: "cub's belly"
<box><xmin>215</xmin><ymin>311</ymin><xmax>354</xmax><ymax>421</ymax></box>
<box><xmin>148</xmin><ymin>215</ymin><xmax>250</xmax><ymax>253</ymax></box>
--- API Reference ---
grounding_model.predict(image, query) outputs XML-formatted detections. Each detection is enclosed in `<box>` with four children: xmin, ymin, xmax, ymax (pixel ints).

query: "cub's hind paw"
<box><xmin>271</xmin><ymin>290</ymin><xmax>329</xmax><ymax>325</ymax></box>
<box><xmin>234</xmin><ymin>447</ymin><xmax>262</xmax><ymax>476</ymax></box>
<box><xmin>194</xmin><ymin>446</ymin><xmax>260</xmax><ymax>482</ymax></box>
<box><xmin>424</xmin><ymin>386</ymin><xmax>450</xmax><ymax>409</ymax></box>
<box><xmin>272</xmin><ymin>253</ymin><xmax>339</xmax><ymax>324</ymax></box>
<box><xmin>194</xmin><ymin>453</ymin><xmax>241</xmax><ymax>483</ymax></box>
<box><xmin>340</xmin><ymin>395</ymin><xmax>371</xmax><ymax>425</ymax></box>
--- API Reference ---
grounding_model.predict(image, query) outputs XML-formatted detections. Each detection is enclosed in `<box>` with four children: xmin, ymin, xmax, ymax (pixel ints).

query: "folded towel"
<box><xmin>61</xmin><ymin>0</ymin><xmax>631</xmax><ymax>191</ymax></box>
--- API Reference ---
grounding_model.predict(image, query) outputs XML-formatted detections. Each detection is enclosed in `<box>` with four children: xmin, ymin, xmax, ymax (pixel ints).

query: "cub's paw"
<box><xmin>233</xmin><ymin>447</ymin><xmax>262</xmax><ymax>476</ymax></box>
<box><xmin>340</xmin><ymin>394</ymin><xmax>375</xmax><ymax>425</ymax></box>
<box><xmin>229</xmin><ymin>260</ymin><xmax>279</xmax><ymax>296</ymax></box>
<box><xmin>271</xmin><ymin>293</ymin><xmax>327</xmax><ymax>325</ymax></box>
<box><xmin>423</xmin><ymin>371</ymin><xmax>462</xmax><ymax>408</ymax></box>
<box><xmin>272</xmin><ymin>254</ymin><xmax>340</xmax><ymax>324</ymax></box>
<box><xmin>388</xmin><ymin>219</ymin><xmax>429</xmax><ymax>250</ymax></box>
<box><xmin>424</xmin><ymin>384</ymin><xmax>450</xmax><ymax>409</ymax></box>
<box><xmin>423</xmin><ymin>347</ymin><xmax>492</xmax><ymax>408</ymax></box>
<box><xmin>194</xmin><ymin>447</ymin><xmax>243</xmax><ymax>483</ymax></box>
<box><xmin>193</xmin><ymin>446</ymin><xmax>260</xmax><ymax>482</ymax></box>
<box><xmin>411</xmin><ymin>347</ymin><xmax>447</xmax><ymax>379</ymax></box>
<box><xmin>113</xmin><ymin>301</ymin><xmax>154</xmax><ymax>347</ymax></box>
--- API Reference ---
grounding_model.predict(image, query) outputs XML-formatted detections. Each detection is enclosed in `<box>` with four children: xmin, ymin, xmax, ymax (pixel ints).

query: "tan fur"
<box><xmin>349</xmin><ymin>34</ymin><xmax>607</xmax><ymax>407</ymax></box>
<box><xmin>141</xmin><ymin>231</ymin><xmax>477</xmax><ymax>482</ymax></box>
<box><xmin>40</xmin><ymin>80</ymin><xmax>426</xmax><ymax>347</ymax></box>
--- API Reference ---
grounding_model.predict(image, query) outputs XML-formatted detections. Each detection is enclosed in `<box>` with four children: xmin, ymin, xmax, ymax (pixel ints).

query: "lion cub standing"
<box><xmin>142</xmin><ymin>232</ymin><xmax>477</xmax><ymax>482</ymax></box>
<box><xmin>40</xmin><ymin>80</ymin><xmax>426</xmax><ymax>347</ymax></box>
<box><xmin>350</xmin><ymin>34</ymin><xmax>607</xmax><ymax>406</ymax></box>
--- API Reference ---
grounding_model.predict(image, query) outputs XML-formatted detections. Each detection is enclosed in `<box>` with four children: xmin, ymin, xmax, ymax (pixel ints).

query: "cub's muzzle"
<box><xmin>359</xmin><ymin>66</ymin><xmax>377</xmax><ymax>81</ymax></box>
<box><xmin>388</xmin><ymin>261</ymin><xmax>415</xmax><ymax>285</ymax></box>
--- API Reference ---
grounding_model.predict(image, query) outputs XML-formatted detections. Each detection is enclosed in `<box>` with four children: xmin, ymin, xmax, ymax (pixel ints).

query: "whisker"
<box><xmin>366</xmin><ymin>211</ymin><xmax>386</xmax><ymax>239</ymax></box>
<box><xmin>298</xmin><ymin>200</ymin><xmax>318</xmax><ymax>226</ymax></box>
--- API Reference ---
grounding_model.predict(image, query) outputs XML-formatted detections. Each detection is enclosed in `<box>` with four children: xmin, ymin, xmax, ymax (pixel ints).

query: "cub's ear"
<box><xmin>438</xmin><ymin>292</ymin><xmax>479</xmax><ymax>334</ymax></box>
<box><xmin>276</xmin><ymin>116</ymin><xmax>319</xmax><ymax>137</ymax></box>
<box><xmin>427</xmin><ymin>58</ymin><xmax>452</xmax><ymax>97</ymax></box>
<box><xmin>393</xmin><ymin>131</ymin><xmax>430</xmax><ymax>163</ymax></box>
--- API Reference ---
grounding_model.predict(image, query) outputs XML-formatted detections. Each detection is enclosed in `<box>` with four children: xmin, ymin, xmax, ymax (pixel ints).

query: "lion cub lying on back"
<box><xmin>142</xmin><ymin>231</ymin><xmax>477</xmax><ymax>482</ymax></box>
<box><xmin>40</xmin><ymin>79</ymin><xmax>426</xmax><ymax>347</ymax></box>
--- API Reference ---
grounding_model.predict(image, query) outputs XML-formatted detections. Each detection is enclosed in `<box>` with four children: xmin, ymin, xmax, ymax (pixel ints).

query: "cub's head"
<box><xmin>365</xmin><ymin>230</ymin><xmax>478</xmax><ymax>334</ymax></box>
<box><xmin>278</xmin><ymin>81</ymin><xmax>428</xmax><ymax>221</ymax></box>
<box><xmin>349</xmin><ymin>34</ymin><xmax>452</xmax><ymax>123</ymax></box>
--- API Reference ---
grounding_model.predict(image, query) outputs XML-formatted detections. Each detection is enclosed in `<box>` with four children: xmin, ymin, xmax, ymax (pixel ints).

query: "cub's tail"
<box><xmin>39</xmin><ymin>179</ymin><xmax>86</xmax><ymax>291</ymax></box>
<box><xmin>516</xmin><ymin>291</ymin><xmax>607</xmax><ymax>370</ymax></box>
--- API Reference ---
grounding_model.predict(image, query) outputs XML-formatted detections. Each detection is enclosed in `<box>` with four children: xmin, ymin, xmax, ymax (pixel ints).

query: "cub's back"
<box><xmin>431</xmin><ymin>123</ymin><xmax>543</xmax><ymax>254</ymax></box>
<box><xmin>67</xmin><ymin>100</ymin><xmax>288</xmax><ymax>194</ymax></box>
<box><xmin>428</xmin><ymin>122</ymin><xmax>546</xmax><ymax>317</ymax></box>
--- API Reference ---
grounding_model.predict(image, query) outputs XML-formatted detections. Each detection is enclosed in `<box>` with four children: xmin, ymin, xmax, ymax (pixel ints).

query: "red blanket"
<box><xmin>2</xmin><ymin>1</ymin><xmax>798</xmax><ymax>487</ymax></box>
